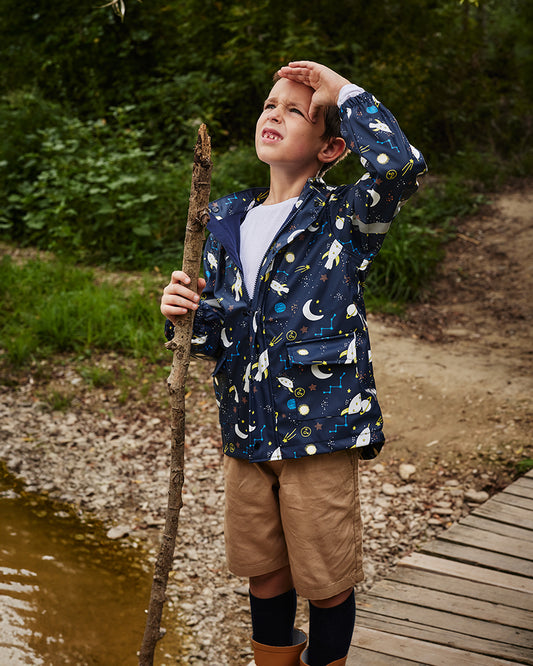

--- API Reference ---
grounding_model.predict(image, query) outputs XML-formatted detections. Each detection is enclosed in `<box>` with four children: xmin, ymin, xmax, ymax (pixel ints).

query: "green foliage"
<box><xmin>0</xmin><ymin>255</ymin><xmax>166</xmax><ymax>366</ymax></box>
<box><xmin>0</xmin><ymin>93</ymin><xmax>189</xmax><ymax>267</ymax></box>
<box><xmin>1</xmin><ymin>0</ymin><xmax>531</xmax><ymax>163</ymax></box>
<box><xmin>0</xmin><ymin>0</ymin><xmax>531</xmax><ymax>305</ymax></box>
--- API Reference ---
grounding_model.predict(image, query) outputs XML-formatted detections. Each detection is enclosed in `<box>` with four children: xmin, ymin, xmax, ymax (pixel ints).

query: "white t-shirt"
<box><xmin>240</xmin><ymin>197</ymin><xmax>298</xmax><ymax>296</ymax></box>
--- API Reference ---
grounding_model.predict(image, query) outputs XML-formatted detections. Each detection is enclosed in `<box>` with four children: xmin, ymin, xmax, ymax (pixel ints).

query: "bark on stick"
<box><xmin>139</xmin><ymin>124</ymin><xmax>212</xmax><ymax>665</ymax></box>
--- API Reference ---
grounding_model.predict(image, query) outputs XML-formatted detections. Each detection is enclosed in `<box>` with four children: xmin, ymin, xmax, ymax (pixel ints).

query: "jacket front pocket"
<box><xmin>272</xmin><ymin>332</ymin><xmax>379</xmax><ymax>453</ymax></box>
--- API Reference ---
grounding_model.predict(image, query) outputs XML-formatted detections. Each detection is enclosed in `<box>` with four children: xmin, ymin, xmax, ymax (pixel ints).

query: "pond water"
<box><xmin>0</xmin><ymin>463</ymin><xmax>184</xmax><ymax>665</ymax></box>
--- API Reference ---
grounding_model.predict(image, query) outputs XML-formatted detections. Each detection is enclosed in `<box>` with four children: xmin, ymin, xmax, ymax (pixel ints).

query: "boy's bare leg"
<box><xmin>310</xmin><ymin>587</ymin><xmax>352</xmax><ymax>609</ymax></box>
<box><xmin>249</xmin><ymin>565</ymin><xmax>293</xmax><ymax>598</ymax></box>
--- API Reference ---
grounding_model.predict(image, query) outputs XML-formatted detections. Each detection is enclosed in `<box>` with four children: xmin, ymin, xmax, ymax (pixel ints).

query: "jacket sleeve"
<box><xmin>334</xmin><ymin>90</ymin><xmax>427</xmax><ymax>265</ymax></box>
<box><xmin>164</xmin><ymin>233</ymin><xmax>225</xmax><ymax>361</ymax></box>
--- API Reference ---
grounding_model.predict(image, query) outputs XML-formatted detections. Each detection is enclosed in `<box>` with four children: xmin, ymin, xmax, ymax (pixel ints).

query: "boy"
<box><xmin>161</xmin><ymin>61</ymin><xmax>426</xmax><ymax>666</ymax></box>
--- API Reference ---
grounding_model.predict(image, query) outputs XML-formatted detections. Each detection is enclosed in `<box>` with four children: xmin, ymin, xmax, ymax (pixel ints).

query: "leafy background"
<box><xmin>1</xmin><ymin>0</ymin><xmax>532</xmax><ymax>287</ymax></box>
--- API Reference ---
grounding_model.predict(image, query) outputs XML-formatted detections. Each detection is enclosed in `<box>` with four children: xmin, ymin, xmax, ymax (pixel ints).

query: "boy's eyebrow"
<box><xmin>264</xmin><ymin>95</ymin><xmax>306</xmax><ymax>109</ymax></box>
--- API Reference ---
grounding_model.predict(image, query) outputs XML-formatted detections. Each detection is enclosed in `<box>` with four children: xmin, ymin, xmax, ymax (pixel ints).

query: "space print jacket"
<box><xmin>166</xmin><ymin>91</ymin><xmax>426</xmax><ymax>462</ymax></box>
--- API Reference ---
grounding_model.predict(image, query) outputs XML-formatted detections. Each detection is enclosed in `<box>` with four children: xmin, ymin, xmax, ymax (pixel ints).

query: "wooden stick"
<box><xmin>139</xmin><ymin>124</ymin><xmax>212</xmax><ymax>665</ymax></box>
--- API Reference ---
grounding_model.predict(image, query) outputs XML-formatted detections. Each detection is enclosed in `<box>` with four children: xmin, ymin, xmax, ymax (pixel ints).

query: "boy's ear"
<box><xmin>318</xmin><ymin>137</ymin><xmax>346</xmax><ymax>164</ymax></box>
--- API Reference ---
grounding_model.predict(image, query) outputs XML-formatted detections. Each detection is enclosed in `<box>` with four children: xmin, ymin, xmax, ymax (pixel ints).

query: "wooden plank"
<box><xmin>461</xmin><ymin>513</ymin><xmax>533</xmax><ymax>543</ymax></box>
<box><xmin>350</xmin><ymin>626</ymin><xmax>520</xmax><ymax>666</ymax></box>
<box><xmin>515</xmin><ymin>477</ymin><xmax>533</xmax><ymax>487</ymax></box>
<box><xmin>526</xmin><ymin>469</ymin><xmax>533</xmax><ymax>479</ymax></box>
<box><xmin>356</xmin><ymin>595</ymin><xmax>533</xmax><ymax>648</ymax></box>
<box><xmin>366</xmin><ymin>578</ymin><xmax>533</xmax><ymax>630</ymax></box>
<box><xmin>474</xmin><ymin>501</ymin><xmax>533</xmax><ymax>530</ymax></box>
<box><xmin>421</xmin><ymin>538</ymin><xmax>533</xmax><ymax>576</ymax></box>
<box><xmin>491</xmin><ymin>493</ymin><xmax>533</xmax><ymax>511</ymax></box>
<box><xmin>439</xmin><ymin>523</ymin><xmax>533</xmax><ymax>560</ymax></box>
<box><xmin>503</xmin><ymin>480</ymin><xmax>533</xmax><ymax>500</ymax></box>
<box><xmin>347</xmin><ymin>640</ymin><xmax>416</xmax><ymax>665</ymax></box>
<box><xmin>398</xmin><ymin>552</ymin><xmax>533</xmax><ymax>594</ymax></box>
<box><xmin>356</xmin><ymin>610</ymin><xmax>533</xmax><ymax>664</ymax></box>
<box><xmin>388</xmin><ymin>565</ymin><xmax>533</xmax><ymax>611</ymax></box>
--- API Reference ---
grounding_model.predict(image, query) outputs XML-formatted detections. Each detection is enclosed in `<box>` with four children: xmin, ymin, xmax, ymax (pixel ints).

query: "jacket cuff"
<box><xmin>337</xmin><ymin>83</ymin><xmax>366</xmax><ymax>106</ymax></box>
<box><xmin>164</xmin><ymin>319</ymin><xmax>175</xmax><ymax>341</ymax></box>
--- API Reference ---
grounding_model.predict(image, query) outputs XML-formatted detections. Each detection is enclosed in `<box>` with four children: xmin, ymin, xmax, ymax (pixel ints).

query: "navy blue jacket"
<box><xmin>166</xmin><ymin>91</ymin><xmax>427</xmax><ymax>462</ymax></box>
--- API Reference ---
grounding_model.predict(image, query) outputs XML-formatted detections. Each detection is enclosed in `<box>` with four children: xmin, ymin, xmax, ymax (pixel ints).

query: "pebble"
<box><xmin>106</xmin><ymin>525</ymin><xmax>130</xmax><ymax>540</ymax></box>
<box><xmin>399</xmin><ymin>463</ymin><xmax>416</xmax><ymax>480</ymax></box>
<box><xmin>0</xmin><ymin>380</ymin><xmax>495</xmax><ymax>665</ymax></box>
<box><xmin>464</xmin><ymin>489</ymin><xmax>490</xmax><ymax>503</ymax></box>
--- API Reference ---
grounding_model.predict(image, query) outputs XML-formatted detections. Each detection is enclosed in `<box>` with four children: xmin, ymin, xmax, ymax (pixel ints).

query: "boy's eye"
<box><xmin>264</xmin><ymin>103</ymin><xmax>275</xmax><ymax>110</ymax></box>
<box><xmin>290</xmin><ymin>107</ymin><xmax>304</xmax><ymax>115</ymax></box>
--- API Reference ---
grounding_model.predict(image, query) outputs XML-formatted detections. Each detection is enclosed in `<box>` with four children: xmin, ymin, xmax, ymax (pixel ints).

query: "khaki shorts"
<box><xmin>223</xmin><ymin>449</ymin><xmax>363</xmax><ymax>600</ymax></box>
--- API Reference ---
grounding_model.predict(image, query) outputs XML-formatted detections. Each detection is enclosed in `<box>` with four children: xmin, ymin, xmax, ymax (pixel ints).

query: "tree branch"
<box><xmin>138</xmin><ymin>124</ymin><xmax>212</xmax><ymax>666</ymax></box>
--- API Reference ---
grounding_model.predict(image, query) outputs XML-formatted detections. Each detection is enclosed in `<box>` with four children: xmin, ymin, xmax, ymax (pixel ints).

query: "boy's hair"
<box><xmin>272</xmin><ymin>73</ymin><xmax>349</xmax><ymax>177</ymax></box>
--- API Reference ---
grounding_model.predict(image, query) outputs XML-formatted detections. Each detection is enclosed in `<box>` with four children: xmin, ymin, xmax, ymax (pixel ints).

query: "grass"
<box><xmin>0</xmin><ymin>255</ymin><xmax>168</xmax><ymax>367</ymax></box>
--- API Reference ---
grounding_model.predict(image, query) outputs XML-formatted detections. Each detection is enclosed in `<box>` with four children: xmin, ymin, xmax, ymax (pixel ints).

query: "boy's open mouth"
<box><xmin>262</xmin><ymin>128</ymin><xmax>282</xmax><ymax>141</ymax></box>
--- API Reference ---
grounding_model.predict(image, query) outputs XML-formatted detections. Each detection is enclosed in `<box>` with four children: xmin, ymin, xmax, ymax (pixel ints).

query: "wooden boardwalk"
<box><xmin>348</xmin><ymin>469</ymin><xmax>533</xmax><ymax>665</ymax></box>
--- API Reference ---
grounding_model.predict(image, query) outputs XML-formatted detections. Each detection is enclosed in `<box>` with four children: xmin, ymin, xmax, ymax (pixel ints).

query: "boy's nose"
<box><xmin>267</xmin><ymin>105</ymin><xmax>282</xmax><ymax>122</ymax></box>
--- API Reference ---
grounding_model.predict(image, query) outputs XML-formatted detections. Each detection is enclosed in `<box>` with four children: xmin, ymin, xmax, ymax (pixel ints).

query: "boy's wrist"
<box><xmin>337</xmin><ymin>83</ymin><xmax>366</xmax><ymax>107</ymax></box>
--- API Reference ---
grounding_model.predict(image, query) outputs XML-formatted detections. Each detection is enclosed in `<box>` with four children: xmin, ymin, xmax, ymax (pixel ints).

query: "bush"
<box><xmin>0</xmin><ymin>94</ymin><xmax>190</xmax><ymax>268</ymax></box>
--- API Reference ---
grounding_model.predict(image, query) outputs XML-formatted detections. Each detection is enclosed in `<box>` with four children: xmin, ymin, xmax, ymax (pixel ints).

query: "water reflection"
<box><xmin>0</xmin><ymin>465</ymin><xmax>184</xmax><ymax>665</ymax></box>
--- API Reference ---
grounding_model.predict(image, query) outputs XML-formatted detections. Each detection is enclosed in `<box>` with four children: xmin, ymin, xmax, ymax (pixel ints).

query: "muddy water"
<box><xmin>0</xmin><ymin>464</ymin><xmax>184</xmax><ymax>665</ymax></box>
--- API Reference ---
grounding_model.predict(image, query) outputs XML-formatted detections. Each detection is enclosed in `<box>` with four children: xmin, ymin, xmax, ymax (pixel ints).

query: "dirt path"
<box><xmin>369</xmin><ymin>181</ymin><xmax>532</xmax><ymax>479</ymax></box>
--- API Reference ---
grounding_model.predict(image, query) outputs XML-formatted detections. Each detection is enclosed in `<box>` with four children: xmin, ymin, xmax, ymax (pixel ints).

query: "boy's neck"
<box><xmin>263</xmin><ymin>165</ymin><xmax>319</xmax><ymax>205</ymax></box>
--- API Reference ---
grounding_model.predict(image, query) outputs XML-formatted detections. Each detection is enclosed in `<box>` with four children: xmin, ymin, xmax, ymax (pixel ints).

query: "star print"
<box><xmin>315</xmin><ymin>422</ymin><xmax>323</xmax><ymax>430</ymax></box>
<box><xmin>308</xmin><ymin>384</ymin><xmax>317</xmax><ymax>391</ymax></box>
<box><xmin>320</xmin><ymin>274</ymin><xmax>328</xmax><ymax>282</ymax></box>
<box><xmin>300</xmin><ymin>326</ymin><xmax>308</xmax><ymax>334</ymax></box>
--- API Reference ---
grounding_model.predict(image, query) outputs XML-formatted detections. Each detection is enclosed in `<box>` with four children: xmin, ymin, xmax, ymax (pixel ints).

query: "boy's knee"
<box><xmin>309</xmin><ymin>587</ymin><xmax>353</xmax><ymax>609</ymax></box>
<box><xmin>249</xmin><ymin>565</ymin><xmax>293</xmax><ymax>599</ymax></box>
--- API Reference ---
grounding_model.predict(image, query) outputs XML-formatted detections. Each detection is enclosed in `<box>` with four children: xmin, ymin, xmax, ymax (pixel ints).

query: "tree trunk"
<box><xmin>138</xmin><ymin>124</ymin><xmax>212</xmax><ymax>666</ymax></box>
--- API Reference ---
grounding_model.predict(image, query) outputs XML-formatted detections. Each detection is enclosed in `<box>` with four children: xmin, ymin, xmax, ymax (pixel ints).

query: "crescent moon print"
<box><xmin>287</xmin><ymin>229</ymin><xmax>303</xmax><ymax>244</ymax></box>
<box><xmin>302</xmin><ymin>299</ymin><xmax>324</xmax><ymax>321</ymax></box>
<box><xmin>235</xmin><ymin>424</ymin><xmax>247</xmax><ymax>439</ymax></box>
<box><xmin>221</xmin><ymin>328</ymin><xmax>233</xmax><ymax>348</ymax></box>
<box><xmin>311</xmin><ymin>364</ymin><xmax>333</xmax><ymax>380</ymax></box>
<box><xmin>367</xmin><ymin>188</ymin><xmax>381</xmax><ymax>207</ymax></box>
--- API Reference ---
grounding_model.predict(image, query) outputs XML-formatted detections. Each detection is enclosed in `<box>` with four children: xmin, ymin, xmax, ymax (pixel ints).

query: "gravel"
<box><xmin>0</xmin><ymin>366</ymin><xmax>500</xmax><ymax>665</ymax></box>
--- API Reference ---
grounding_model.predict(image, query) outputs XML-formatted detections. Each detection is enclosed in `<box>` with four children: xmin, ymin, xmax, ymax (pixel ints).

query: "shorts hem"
<box><xmin>295</xmin><ymin>569</ymin><xmax>364</xmax><ymax>601</ymax></box>
<box><xmin>227</xmin><ymin>556</ymin><xmax>290</xmax><ymax>580</ymax></box>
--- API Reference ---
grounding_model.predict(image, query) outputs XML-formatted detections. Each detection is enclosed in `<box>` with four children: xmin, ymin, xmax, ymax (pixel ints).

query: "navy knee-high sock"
<box><xmin>249</xmin><ymin>588</ymin><xmax>297</xmax><ymax>647</ymax></box>
<box><xmin>308</xmin><ymin>590</ymin><xmax>356</xmax><ymax>666</ymax></box>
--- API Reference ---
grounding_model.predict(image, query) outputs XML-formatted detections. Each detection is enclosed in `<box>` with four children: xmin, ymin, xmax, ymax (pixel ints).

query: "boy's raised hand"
<box><xmin>277</xmin><ymin>61</ymin><xmax>351</xmax><ymax>123</ymax></box>
<box><xmin>161</xmin><ymin>270</ymin><xmax>206</xmax><ymax>325</ymax></box>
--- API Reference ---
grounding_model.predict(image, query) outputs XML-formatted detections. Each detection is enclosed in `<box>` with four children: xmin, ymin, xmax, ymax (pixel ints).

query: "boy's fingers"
<box><xmin>171</xmin><ymin>270</ymin><xmax>190</xmax><ymax>284</ymax></box>
<box><xmin>278</xmin><ymin>64</ymin><xmax>314</xmax><ymax>85</ymax></box>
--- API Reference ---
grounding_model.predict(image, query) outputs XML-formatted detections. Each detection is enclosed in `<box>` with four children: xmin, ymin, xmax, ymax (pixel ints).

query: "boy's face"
<box><xmin>255</xmin><ymin>78</ymin><xmax>327</xmax><ymax>175</ymax></box>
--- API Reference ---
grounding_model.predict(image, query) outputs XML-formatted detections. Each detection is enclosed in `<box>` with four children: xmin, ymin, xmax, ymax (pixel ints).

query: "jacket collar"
<box><xmin>207</xmin><ymin>179</ymin><xmax>331</xmax><ymax>269</ymax></box>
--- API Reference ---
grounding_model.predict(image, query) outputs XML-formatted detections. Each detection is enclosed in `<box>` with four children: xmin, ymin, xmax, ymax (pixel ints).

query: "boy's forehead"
<box><xmin>266</xmin><ymin>78</ymin><xmax>313</xmax><ymax>105</ymax></box>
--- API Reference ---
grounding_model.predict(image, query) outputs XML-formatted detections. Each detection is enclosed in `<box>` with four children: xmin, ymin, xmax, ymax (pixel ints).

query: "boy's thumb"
<box><xmin>309</xmin><ymin>101</ymin><xmax>319</xmax><ymax>124</ymax></box>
